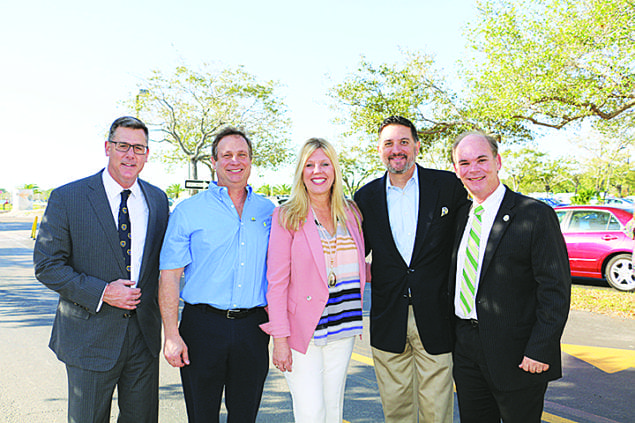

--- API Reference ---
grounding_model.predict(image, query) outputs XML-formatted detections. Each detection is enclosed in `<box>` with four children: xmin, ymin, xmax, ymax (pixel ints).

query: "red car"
<box><xmin>554</xmin><ymin>205</ymin><xmax>635</xmax><ymax>291</ymax></box>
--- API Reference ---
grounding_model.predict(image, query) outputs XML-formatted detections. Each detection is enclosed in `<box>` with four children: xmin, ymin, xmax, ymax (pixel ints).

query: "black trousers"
<box><xmin>179</xmin><ymin>303</ymin><xmax>270</xmax><ymax>423</ymax></box>
<box><xmin>453</xmin><ymin>319</ymin><xmax>548</xmax><ymax>423</ymax></box>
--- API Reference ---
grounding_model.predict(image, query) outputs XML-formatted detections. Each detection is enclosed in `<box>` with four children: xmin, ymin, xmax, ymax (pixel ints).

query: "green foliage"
<box><xmin>466</xmin><ymin>0</ymin><xmax>635</xmax><ymax>130</ymax></box>
<box><xmin>570</xmin><ymin>188</ymin><xmax>597</xmax><ymax>205</ymax></box>
<box><xmin>272</xmin><ymin>184</ymin><xmax>291</xmax><ymax>196</ymax></box>
<box><xmin>255</xmin><ymin>184</ymin><xmax>274</xmax><ymax>197</ymax></box>
<box><xmin>337</xmin><ymin>141</ymin><xmax>384</xmax><ymax>196</ymax></box>
<box><xmin>130</xmin><ymin>64</ymin><xmax>293</xmax><ymax>180</ymax></box>
<box><xmin>571</xmin><ymin>124</ymin><xmax>635</xmax><ymax>197</ymax></box>
<box><xmin>501</xmin><ymin>146</ymin><xmax>576</xmax><ymax>193</ymax></box>
<box><xmin>330</xmin><ymin>51</ymin><xmax>528</xmax><ymax>150</ymax></box>
<box><xmin>165</xmin><ymin>183</ymin><xmax>185</xmax><ymax>199</ymax></box>
<box><xmin>18</xmin><ymin>183</ymin><xmax>40</xmax><ymax>193</ymax></box>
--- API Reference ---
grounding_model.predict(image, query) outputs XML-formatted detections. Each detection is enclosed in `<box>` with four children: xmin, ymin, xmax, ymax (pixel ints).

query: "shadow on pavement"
<box><xmin>0</xmin><ymin>248</ymin><xmax>57</xmax><ymax>328</ymax></box>
<box><xmin>546</xmin><ymin>353</ymin><xmax>634</xmax><ymax>423</ymax></box>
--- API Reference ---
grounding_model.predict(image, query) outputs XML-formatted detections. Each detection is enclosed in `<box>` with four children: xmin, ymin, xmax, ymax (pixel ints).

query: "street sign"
<box><xmin>185</xmin><ymin>179</ymin><xmax>210</xmax><ymax>189</ymax></box>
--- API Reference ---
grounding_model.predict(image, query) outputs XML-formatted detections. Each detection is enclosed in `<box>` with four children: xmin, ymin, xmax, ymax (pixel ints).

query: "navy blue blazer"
<box><xmin>354</xmin><ymin>164</ymin><xmax>469</xmax><ymax>354</ymax></box>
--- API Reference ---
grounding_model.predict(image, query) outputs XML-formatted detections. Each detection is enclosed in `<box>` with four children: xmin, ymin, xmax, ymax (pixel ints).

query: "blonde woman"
<box><xmin>260</xmin><ymin>138</ymin><xmax>367</xmax><ymax>423</ymax></box>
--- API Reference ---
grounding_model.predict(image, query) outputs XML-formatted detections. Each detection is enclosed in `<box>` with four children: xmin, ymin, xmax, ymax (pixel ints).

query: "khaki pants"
<box><xmin>372</xmin><ymin>305</ymin><xmax>453</xmax><ymax>423</ymax></box>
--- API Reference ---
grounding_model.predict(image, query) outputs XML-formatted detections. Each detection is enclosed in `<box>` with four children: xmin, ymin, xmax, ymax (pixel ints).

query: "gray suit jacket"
<box><xmin>34</xmin><ymin>170</ymin><xmax>169</xmax><ymax>372</ymax></box>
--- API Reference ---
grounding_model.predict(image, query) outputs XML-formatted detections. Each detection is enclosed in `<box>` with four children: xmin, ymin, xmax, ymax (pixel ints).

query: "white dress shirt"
<box><xmin>455</xmin><ymin>183</ymin><xmax>506</xmax><ymax>320</ymax></box>
<box><xmin>386</xmin><ymin>166</ymin><xmax>419</xmax><ymax>266</ymax></box>
<box><xmin>102</xmin><ymin>170</ymin><xmax>149</xmax><ymax>285</ymax></box>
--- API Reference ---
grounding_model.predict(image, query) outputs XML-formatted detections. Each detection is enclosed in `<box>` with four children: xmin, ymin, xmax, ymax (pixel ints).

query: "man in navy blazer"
<box><xmin>34</xmin><ymin>116</ymin><xmax>169</xmax><ymax>422</ymax></box>
<box><xmin>354</xmin><ymin>116</ymin><xmax>469</xmax><ymax>423</ymax></box>
<box><xmin>450</xmin><ymin>131</ymin><xmax>570</xmax><ymax>422</ymax></box>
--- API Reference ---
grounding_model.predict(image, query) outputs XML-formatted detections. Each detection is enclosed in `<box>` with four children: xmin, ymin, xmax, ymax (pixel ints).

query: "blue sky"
<box><xmin>1</xmin><ymin>0</ymin><xmax>479</xmax><ymax>190</ymax></box>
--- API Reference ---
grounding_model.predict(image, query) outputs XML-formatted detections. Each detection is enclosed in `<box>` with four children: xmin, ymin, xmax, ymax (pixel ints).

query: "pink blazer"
<box><xmin>260</xmin><ymin>206</ymin><xmax>367</xmax><ymax>354</ymax></box>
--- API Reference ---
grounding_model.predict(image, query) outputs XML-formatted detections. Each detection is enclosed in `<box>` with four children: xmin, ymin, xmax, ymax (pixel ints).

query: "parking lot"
<box><xmin>0</xmin><ymin>213</ymin><xmax>633</xmax><ymax>422</ymax></box>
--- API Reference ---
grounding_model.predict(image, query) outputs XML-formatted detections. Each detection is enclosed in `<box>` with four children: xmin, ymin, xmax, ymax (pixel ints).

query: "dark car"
<box><xmin>554</xmin><ymin>205</ymin><xmax>635</xmax><ymax>291</ymax></box>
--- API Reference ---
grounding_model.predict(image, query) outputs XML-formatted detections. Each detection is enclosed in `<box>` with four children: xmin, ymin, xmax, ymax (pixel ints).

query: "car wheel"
<box><xmin>604</xmin><ymin>253</ymin><xmax>635</xmax><ymax>292</ymax></box>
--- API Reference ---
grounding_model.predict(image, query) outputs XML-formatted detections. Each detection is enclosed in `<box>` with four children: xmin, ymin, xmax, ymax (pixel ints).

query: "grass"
<box><xmin>570</xmin><ymin>286</ymin><xmax>634</xmax><ymax>319</ymax></box>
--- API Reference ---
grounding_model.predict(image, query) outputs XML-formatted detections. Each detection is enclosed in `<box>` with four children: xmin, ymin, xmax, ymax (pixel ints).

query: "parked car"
<box><xmin>554</xmin><ymin>205</ymin><xmax>635</xmax><ymax>291</ymax></box>
<box><xmin>536</xmin><ymin>197</ymin><xmax>565</xmax><ymax>207</ymax></box>
<box><xmin>603</xmin><ymin>197</ymin><xmax>634</xmax><ymax>207</ymax></box>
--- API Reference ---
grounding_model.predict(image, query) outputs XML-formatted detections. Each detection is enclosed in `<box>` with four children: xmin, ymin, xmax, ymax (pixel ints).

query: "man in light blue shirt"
<box><xmin>158</xmin><ymin>127</ymin><xmax>274</xmax><ymax>422</ymax></box>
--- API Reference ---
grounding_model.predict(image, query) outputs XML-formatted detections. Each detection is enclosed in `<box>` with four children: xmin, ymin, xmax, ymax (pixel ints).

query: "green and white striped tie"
<box><xmin>460</xmin><ymin>205</ymin><xmax>484</xmax><ymax>315</ymax></box>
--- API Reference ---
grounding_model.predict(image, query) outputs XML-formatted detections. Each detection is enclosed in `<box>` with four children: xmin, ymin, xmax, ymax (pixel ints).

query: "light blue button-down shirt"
<box><xmin>386</xmin><ymin>166</ymin><xmax>420</xmax><ymax>266</ymax></box>
<box><xmin>160</xmin><ymin>182</ymin><xmax>274</xmax><ymax>309</ymax></box>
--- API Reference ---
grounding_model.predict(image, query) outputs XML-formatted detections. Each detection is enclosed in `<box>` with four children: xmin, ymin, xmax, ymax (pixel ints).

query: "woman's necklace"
<box><xmin>313</xmin><ymin>208</ymin><xmax>338</xmax><ymax>287</ymax></box>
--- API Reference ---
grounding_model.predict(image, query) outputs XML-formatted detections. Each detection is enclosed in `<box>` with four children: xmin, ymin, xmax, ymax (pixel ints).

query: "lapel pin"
<box><xmin>441</xmin><ymin>207</ymin><xmax>448</xmax><ymax>217</ymax></box>
<box><xmin>251</xmin><ymin>217</ymin><xmax>256</xmax><ymax>221</ymax></box>
<box><xmin>503</xmin><ymin>215</ymin><xmax>509</xmax><ymax>222</ymax></box>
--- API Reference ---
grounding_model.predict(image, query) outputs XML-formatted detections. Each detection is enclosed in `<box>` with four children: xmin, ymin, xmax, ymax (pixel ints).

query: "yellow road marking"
<box><xmin>350</xmin><ymin>344</ymin><xmax>634</xmax><ymax>422</ymax></box>
<box><xmin>351</xmin><ymin>352</ymin><xmax>374</xmax><ymax>366</ymax></box>
<box><xmin>561</xmin><ymin>343</ymin><xmax>635</xmax><ymax>373</ymax></box>
<box><xmin>542</xmin><ymin>412</ymin><xmax>577</xmax><ymax>422</ymax></box>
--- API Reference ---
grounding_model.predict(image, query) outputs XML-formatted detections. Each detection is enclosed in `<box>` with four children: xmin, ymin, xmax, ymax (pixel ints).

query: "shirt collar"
<box><xmin>385</xmin><ymin>164</ymin><xmax>419</xmax><ymax>191</ymax></box>
<box><xmin>473</xmin><ymin>182</ymin><xmax>506</xmax><ymax>215</ymax></box>
<box><xmin>102</xmin><ymin>168</ymin><xmax>141</xmax><ymax>201</ymax></box>
<box><xmin>208</xmin><ymin>181</ymin><xmax>253</xmax><ymax>198</ymax></box>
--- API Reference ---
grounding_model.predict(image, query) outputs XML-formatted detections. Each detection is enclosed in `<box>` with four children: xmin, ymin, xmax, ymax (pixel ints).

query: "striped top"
<box><xmin>313</xmin><ymin>219</ymin><xmax>363</xmax><ymax>346</ymax></box>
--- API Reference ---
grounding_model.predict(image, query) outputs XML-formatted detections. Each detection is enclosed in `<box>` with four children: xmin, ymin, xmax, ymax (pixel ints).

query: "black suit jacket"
<box><xmin>450</xmin><ymin>187</ymin><xmax>571</xmax><ymax>391</ymax></box>
<box><xmin>354</xmin><ymin>164</ymin><xmax>469</xmax><ymax>354</ymax></box>
<box><xmin>34</xmin><ymin>170</ymin><xmax>169</xmax><ymax>371</ymax></box>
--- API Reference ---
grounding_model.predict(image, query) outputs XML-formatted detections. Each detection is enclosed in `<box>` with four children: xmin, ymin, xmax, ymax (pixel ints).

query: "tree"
<box><xmin>329</xmin><ymin>51</ymin><xmax>531</xmax><ymax>172</ymax></box>
<box><xmin>131</xmin><ymin>64</ymin><xmax>293</xmax><ymax>180</ymax></box>
<box><xmin>466</xmin><ymin>0</ymin><xmax>635</xmax><ymax>130</ymax></box>
<box><xmin>272</xmin><ymin>184</ymin><xmax>291</xmax><ymax>196</ymax></box>
<box><xmin>255</xmin><ymin>184</ymin><xmax>274</xmax><ymax>197</ymax></box>
<box><xmin>166</xmin><ymin>183</ymin><xmax>185</xmax><ymax>200</ymax></box>
<box><xmin>571</xmin><ymin>123</ymin><xmax>635</xmax><ymax>198</ymax></box>
<box><xmin>332</xmin><ymin>52</ymin><xmax>502</xmax><ymax>146</ymax></box>
<box><xmin>337</xmin><ymin>142</ymin><xmax>384</xmax><ymax>196</ymax></box>
<box><xmin>501</xmin><ymin>146</ymin><xmax>575</xmax><ymax>193</ymax></box>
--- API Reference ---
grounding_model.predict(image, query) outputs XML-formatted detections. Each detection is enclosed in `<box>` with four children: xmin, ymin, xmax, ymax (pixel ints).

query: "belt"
<box><xmin>459</xmin><ymin>318</ymin><xmax>479</xmax><ymax>327</ymax></box>
<box><xmin>191</xmin><ymin>303</ymin><xmax>264</xmax><ymax>319</ymax></box>
<box><xmin>122</xmin><ymin>309</ymin><xmax>136</xmax><ymax>318</ymax></box>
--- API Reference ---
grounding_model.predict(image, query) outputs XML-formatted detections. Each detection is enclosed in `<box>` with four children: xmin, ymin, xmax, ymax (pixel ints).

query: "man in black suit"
<box><xmin>34</xmin><ymin>116</ymin><xmax>169</xmax><ymax>422</ymax></box>
<box><xmin>450</xmin><ymin>131</ymin><xmax>571</xmax><ymax>422</ymax></box>
<box><xmin>354</xmin><ymin>116</ymin><xmax>468</xmax><ymax>423</ymax></box>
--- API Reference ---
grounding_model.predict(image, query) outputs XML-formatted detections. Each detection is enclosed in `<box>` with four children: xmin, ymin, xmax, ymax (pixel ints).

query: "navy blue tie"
<box><xmin>118</xmin><ymin>190</ymin><xmax>132</xmax><ymax>278</ymax></box>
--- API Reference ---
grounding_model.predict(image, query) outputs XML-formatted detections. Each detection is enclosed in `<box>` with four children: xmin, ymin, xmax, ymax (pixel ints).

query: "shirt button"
<box><xmin>306</xmin><ymin>296</ymin><xmax>312</xmax><ymax>301</ymax></box>
<box><xmin>241</xmin><ymin>263</ymin><xmax>244</xmax><ymax>266</ymax></box>
<box><xmin>241</xmin><ymin>242</ymin><xmax>245</xmax><ymax>246</ymax></box>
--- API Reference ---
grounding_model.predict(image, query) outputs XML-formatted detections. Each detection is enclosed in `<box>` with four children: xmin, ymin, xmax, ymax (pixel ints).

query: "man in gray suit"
<box><xmin>34</xmin><ymin>116</ymin><xmax>169</xmax><ymax>422</ymax></box>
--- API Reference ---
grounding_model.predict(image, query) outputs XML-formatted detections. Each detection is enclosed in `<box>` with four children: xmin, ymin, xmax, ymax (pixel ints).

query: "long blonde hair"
<box><xmin>279</xmin><ymin>138</ymin><xmax>360</xmax><ymax>232</ymax></box>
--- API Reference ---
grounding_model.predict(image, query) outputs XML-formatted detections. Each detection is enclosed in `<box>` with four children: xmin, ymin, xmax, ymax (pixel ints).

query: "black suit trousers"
<box><xmin>179</xmin><ymin>303</ymin><xmax>270</xmax><ymax>423</ymax></box>
<box><xmin>453</xmin><ymin>320</ymin><xmax>548</xmax><ymax>423</ymax></box>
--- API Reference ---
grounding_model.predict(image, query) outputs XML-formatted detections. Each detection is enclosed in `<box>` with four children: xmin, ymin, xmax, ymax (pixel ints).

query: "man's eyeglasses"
<box><xmin>108</xmin><ymin>141</ymin><xmax>148</xmax><ymax>155</ymax></box>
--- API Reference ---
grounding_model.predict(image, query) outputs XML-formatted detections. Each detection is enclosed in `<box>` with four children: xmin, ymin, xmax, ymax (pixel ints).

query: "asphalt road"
<box><xmin>1</xmin><ymin>212</ymin><xmax>633</xmax><ymax>422</ymax></box>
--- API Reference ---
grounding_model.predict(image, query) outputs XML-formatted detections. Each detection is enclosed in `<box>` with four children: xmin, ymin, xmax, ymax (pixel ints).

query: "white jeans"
<box><xmin>284</xmin><ymin>336</ymin><xmax>356</xmax><ymax>423</ymax></box>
